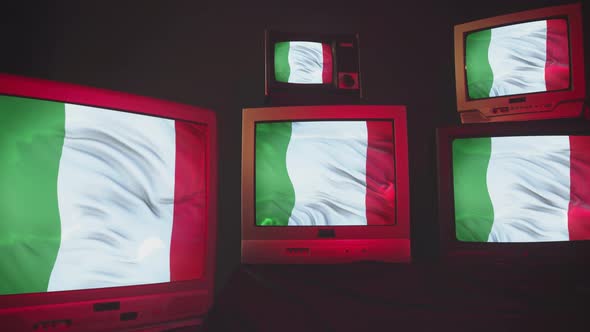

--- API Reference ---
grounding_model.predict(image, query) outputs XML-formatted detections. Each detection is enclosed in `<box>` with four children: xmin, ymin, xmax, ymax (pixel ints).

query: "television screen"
<box><xmin>0</xmin><ymin>94</ymin><xmax>206</xmax><ymax>295</ymax></box>
<box><xmin>452</xmin><ymin>135</ymin><xmax>590</xmax><ymax>243</ymax></box>
<box><xmin>466</xmin><ymin>19</ymin><xmax>570</xmax><ymax>100</ymax></box>
<box><xmin>255</xmin><ymin>120</ymin><xmax>395</xmax><ymax>226</ymax></box>
<box><xmin>453</xmin><ymin>3</ymin><xmax>585</xmax><ymax>123</ymax></box>
<box><xmin>274</xmin><ymin>41</ymin><xmax>333</xmax><ymax>84</ymax></box>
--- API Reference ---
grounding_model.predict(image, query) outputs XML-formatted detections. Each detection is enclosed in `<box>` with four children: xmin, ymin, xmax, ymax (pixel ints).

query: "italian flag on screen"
<box><xmin>256</xmin><ymin>121</ymin><xmax>395</xmax><ymax>226</ymax></box>
<box><xmin>453</xmin><ymin>136</ymin><xmax>590</xmax><ymax>242</ymax></box>
<box><xmin>274</xmin><ymin>41</ymin><xmax>333</xmax><ymax>84</ymax></box>
<box><xmin>465</xmin><ymin>19</ymin><xmax>570</xmax><ymax>99</ymax></box>
<box><xmin>0</xmin><ymin>95</ymin><xmax>206</xmax><ymax>296</ymax></box>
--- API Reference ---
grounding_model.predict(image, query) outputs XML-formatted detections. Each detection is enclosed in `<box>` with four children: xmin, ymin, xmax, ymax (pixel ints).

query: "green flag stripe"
<box><xmin>274</xmin><ymin>42</ymin><xmax>291</xmax><ymax>83</ymax></box>
<box><xmin>452</xmin><ymin>137</ymin><xmax>495</xmax><ymax>242</ymax></box>
<box><xmin>465</xmin><ymin>29</ymin><xmax>494</xmax><ymax>99</ymax></box>
<box><xmin>255</xmin><ymin>122</ymin><xmax>296</xmax><ymax>226</ymax></box>
<box><xmin>0</xmin><ymin>95</ymin><xmax>65</xmax><ymax>295</ymax></box>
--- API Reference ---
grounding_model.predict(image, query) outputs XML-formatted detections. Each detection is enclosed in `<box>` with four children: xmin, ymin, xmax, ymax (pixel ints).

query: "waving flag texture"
<box><xmin>256</xmin><ymin>121</ymin><xmax>395</xmax><ymax>226</ymax></box>
<box><xmin>453</xmin><ymin>136</ymin><xmax>590</xmax><ymax>242</ymax></box>
<box><xmin>465</xmin><ymin>19</ymin><xmax>570</xmax><ymax>99</ymax></box>
<box><xmin>0</xmin><ymin>95</ymin><xmax>206</xmax><ymax>296</ymax></box>
<box><xmin>274</xmin><ymin>41</ymin><xmax>333</xmax><ymax>84</ymax></box>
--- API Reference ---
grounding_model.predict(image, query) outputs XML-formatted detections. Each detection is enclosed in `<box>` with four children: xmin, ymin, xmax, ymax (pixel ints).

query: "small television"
<box><xmin>242</xmin><ymin>105</ymin><xmax>410</xmax><ymax>264</ymax></box>
<box><xmin>0</xmin><ymin>73</ymin><xmax>217</xmax><ymax>331</ymax></box>
<box><xmin>437</xmin><ymin>120</ymin><xmax>590</xmax><ymax>264</ymax></box>
<box><xmin>265</xmin><ymin>30</ymin><xmax>362</xmax><ymax>105</ymax></box>
<box><xmin>454</xmin><ymin>3</ymin><xmax>586</xmax><ymax>124</ymax></box>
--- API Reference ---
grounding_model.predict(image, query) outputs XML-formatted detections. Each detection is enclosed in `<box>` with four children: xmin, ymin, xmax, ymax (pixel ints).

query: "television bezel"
<box><xmin>453</xmin><ymin>3</ymin><xmax>586</xmax><ymax>123</ymax></box>
<box><xmin>0</xmin><ymin>73</ymin><xmax>218</xmax><ymax>331</ymax></box>
<box><xmin>437</xmin><ymin>120</ymin><xmax>590</xmax><ymax>264</ymax></box>
<box><xmin>242</xmin><ymin>105</ymin><xmax>410</xmax><ymax>264</ymax></box>
<box><xmin>264</xmin><ymin>30</ymin><xmax>362</xmax><ymax>102</ymax></box>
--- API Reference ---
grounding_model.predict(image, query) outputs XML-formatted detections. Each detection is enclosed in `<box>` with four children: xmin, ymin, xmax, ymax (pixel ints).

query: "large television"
<box><xmin>242</xmin><ymin>105</ymin><xmax>410</xmax><ymax>264</ymax></box>
<box><xmin>437</xmin><ymin>120</ymin><xmax>590</xmax><ymax>264</ymax></box>
<box><xmin>454</xmin><ymin>3</ymin><xmax>586</xmax><ymax>124</ymax></box>
<box><xmin>265</xmin><ymin>30</ymin><xmax>362</xmax><ymax>105</ymax></box>
<box><xmin>0</xmin><ymin>73</ymin><xmax>217</xmax><ymax>331</ymax></box>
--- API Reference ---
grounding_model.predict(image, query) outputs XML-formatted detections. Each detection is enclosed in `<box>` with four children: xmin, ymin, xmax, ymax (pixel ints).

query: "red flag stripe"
<box><xmin>365</xmin><ymin>122</ymin><xmax>396</xmax><ymax>226</ymax></box>
<box><xmin>567</xmin><ymin>136</ymin><xmax>590</xmax><ymax>241</ymax></box>
<box><xmin>321</xmin><ymin>43</ymin><xmax>333</xmax><ymax>84</ymax></box>
<box><xmin>170</xmin><ymin>122</ymin><xmax>208</xmax><ymax>281</ymax></box>
<box><xmin>544</xmin><ymin>19</ymin><xmax>570</xmax><ymax>91</ymax></box>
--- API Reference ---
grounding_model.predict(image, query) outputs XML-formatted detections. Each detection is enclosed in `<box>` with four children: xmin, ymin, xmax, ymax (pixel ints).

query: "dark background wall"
<box><xmin>1</xmin><ymin>0</ymin><xmax>588</xmax><ymax>296</ymax></box>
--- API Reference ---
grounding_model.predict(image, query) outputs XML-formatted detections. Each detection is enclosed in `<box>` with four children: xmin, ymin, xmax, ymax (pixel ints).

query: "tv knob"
<box><xmin>341</xmin><ymin>74</ymin><xmax>356</xmax><ymax>87</ymax></box>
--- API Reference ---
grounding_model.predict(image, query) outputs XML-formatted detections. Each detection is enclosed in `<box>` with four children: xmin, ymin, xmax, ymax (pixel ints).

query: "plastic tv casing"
<box><xmin>241</xmin><ymin>105</ymin><xmax>410</xmax><ymax>264</ymax></box>
<box><xmin>0</xmin><ymin>73</ymin><xmax>218</xmax><ymax>332</ymax></box>
<box><xmin>454</xmin><ymin>3</ymin><xmax>586</xmax><ymax>124</ymax></box>
<box><xmin>264</xmin><ymin>30</ymin><xmax>363</xmax><ymax>106</ymax></box>
<box><xmin>436</xmin><ymin>120</ymin><xmax>590</xmax><ymax>265</ymax></box>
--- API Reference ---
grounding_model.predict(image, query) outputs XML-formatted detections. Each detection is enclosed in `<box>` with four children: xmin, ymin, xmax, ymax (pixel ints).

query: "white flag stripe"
<box><xmin>48</xmin><ymin>104</ymin><xmax>177</xmax><ymax>290</ymax></box>
<box><xmin>286</xmin><ymin>122</ymin><xmax>368</xmax><ymax>226</ymax></box>
<box><xmin>287</xmin><ymin>42</ymin><xmax>324</xmax><ymax>84</ymax></box>
<box><xmin>487</xmin><ymin>136</ymin><xmax>570</xmax><ymax>242</ymax></box>
<box><xmin>488</xmin><ymin>20</ymin><xmax>548</xmax><ymax>97</ymax></box>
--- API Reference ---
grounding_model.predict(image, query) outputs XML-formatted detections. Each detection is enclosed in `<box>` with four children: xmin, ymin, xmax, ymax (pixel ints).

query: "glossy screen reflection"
<box><xmin>274</xmin><ymin>41</ymin><xmax>333</xmax><ymax>84</ymax></box>
<box><xmin>465</xmin><ymin>19</ymin><xmax>570</xmax><ymax>100</ymax></box>
<box><xmin>255</xmin><ymin>120</ymin><xmax>396</xmax><ymax>226</ymax></box>
<box><xmin>453</xmin><ymin>135</ymin><xmax>590</xmax><ymax>242</ymax></box>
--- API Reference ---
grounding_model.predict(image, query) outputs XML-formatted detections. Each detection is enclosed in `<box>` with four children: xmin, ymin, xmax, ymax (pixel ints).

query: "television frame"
<box><xmin>437</xmin><ymin>120</ymin><xmax>590</xmax><ymax>264</ymax></box>
<box><xmin>0</xmin><ymin>73</ymin><xmax>218</xmax><ymax>331</ymax></box>
<box><xmin>242</xmin><ymin>105</ymin><xmax>410</xmax><ymax>264</ymax></box>
<box><xmin>264</xmin><ymin>30</ymin><xmax>362</xmax><ymax>105</ymax></box>
<box><xmin>454</xmin><ymin>3</ymin><xmax>586</xmax><ymax>124</ymax></box>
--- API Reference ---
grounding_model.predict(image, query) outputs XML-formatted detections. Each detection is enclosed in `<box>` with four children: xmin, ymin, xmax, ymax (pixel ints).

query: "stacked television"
<box><xmin>242</xmin><ymin>30</ymin><xmax>412</xmax><ymax>263</ymax></box>
<box><xmin>439</xmin><ymin>3</ymin><xmax>589</xmax><ymax>263</ymax></box>
<box><xmin>0</xmin><ymin>74</ymin><xmax>218</xmax><ymax>331</ymax></box>
<box><xmin>264</xmin><ymin>30</ymin><xmax>362</xmax><ymax>105</ymax></box>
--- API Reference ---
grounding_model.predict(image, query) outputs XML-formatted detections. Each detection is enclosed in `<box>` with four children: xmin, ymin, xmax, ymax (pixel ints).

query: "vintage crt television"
<box><xmin>454</xmin><ymin>3</ymin><xmax>586</xmax><ymax>124</ymax></box>
<box><xmin>265</xmin><ymin>30</ymin><xmax>362</xmax><ymax>105</ymax></box>
<box><xmin>437</xmin><ymin>121</ymin><xmax>590</xmax><ymax>264</ymax></box>
<box><xmin>242</xmin><ymin>105</ymin><xmax>410</xmax><ymax>264</ymax></box>
<box><xmin>0</xmin><ymin>73</ymin><xmax>217</xmax><ymax>331</ymax></box>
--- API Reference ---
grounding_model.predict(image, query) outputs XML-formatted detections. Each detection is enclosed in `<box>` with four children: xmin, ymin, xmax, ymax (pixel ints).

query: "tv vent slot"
<box><xmin>93</xmin><ymin>301</ymin><xmax>120</xmax><ymax>312</ymax></box>
<box><xmin>318</xmin><ymin>229</ymin><xmax>336</xmax><ymax>238</ymax></box>
<box><xmin>285</xmin><ymin>248</ymin><xmax>310</xmax><ymax>256</ymax></box>
<box><xmin>120</xmin><ymin>312</ymin><xmax>138</xmax><ymax>321</ymax></box>
<box><xmin>33</xmin><ymin>319</ymin><xmax>72</xmax><ymax>330</ymax></box>
<box><xmin>509</xmin><ymin>97</ymin><xmax>526</xmax><ymax>103</ymax></box>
